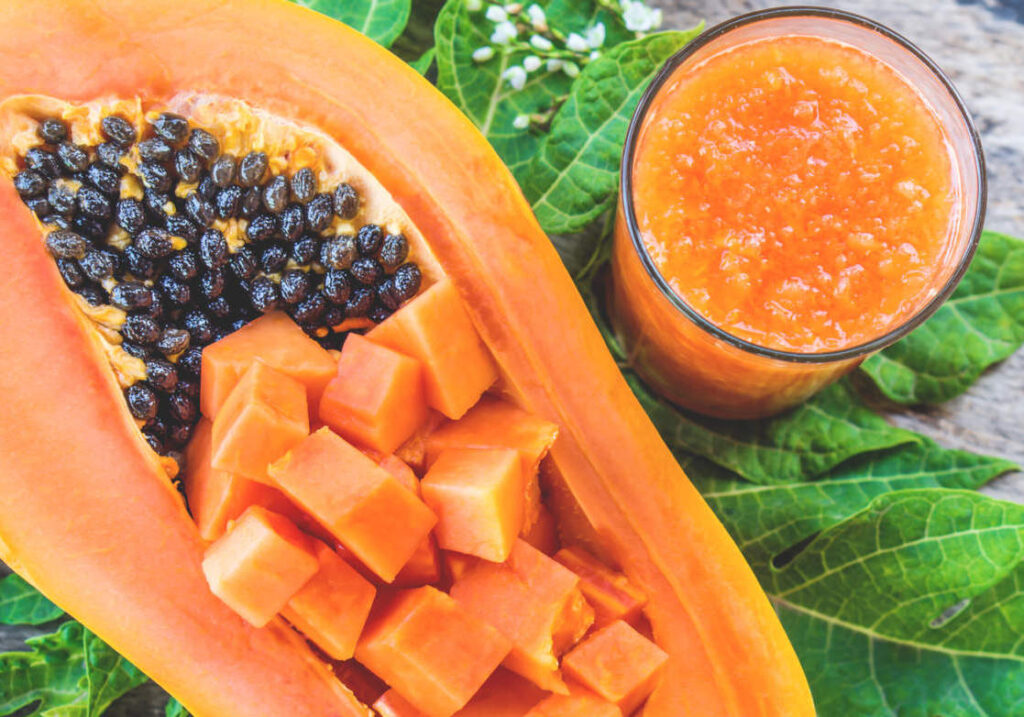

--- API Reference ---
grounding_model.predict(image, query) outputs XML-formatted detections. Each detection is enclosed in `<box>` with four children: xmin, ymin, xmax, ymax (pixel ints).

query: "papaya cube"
<box><xmin>554</xmin><ymin>547</ymin><xmax>648</xmax><ymax>629</ymax></box>
<box><xmin>450</xmin><ymin>539</ymin><xmax>594</xmax><ymax>693</ymax></box>
<box><xmin>455</xmin><ymin>669</ymin><xmax>548</xmax><ymax>717</ymax></box>
<box><xmin>318</xmin><ymin>334</ymin><xmax>428</xmax><ymax>455</ymax></box>
<box><xmin>267</xmin><ymin>427</ymin><xmax>436</xmax><ymax>582</ymax></box>
<box><xmin>561</xmin><ymin>620</ymin><xmax>669</xmax><ymax>715</ymax></box>
<box><xmin>421</xmin><ymin>448</ymin><xmax>524</xmax><ymax>562</ymax></box>
<box><xmin>201</xmin><ymin>311</ymin><xmax>337</xmax><ymax>420</ymax></box>
<box><xmin>525</xmin><ymin>688</ymin><xmax>622</xmax><ymax>717</ymax></box>
<box><xmin>356</xmin><ymin>586</ymin><xmax>511</xmax><ymax>717</ymax></box>
<box><xmin>281</xmin><ymin>542</ymin><xmax>376</xmax><ymax>661</ymax></box>
<box><xmin>368</xmin><ymin>279</ymin><xmax>497</xmax><ymax>420</ymax></box>
<box><xmin>185</xmin><ymin>418</ymin><xmax>305</xmax><ymax>541</ymax></box>
<box><xmin>210</xmin><ymin>360</ymin><xmax>309</xmax><ymax>484</ymax></box>
<box><xmin>201</xmin><ymin>506</ymin><xmax>318</xmax><ymax>627</ymax></box>
<box><xmin>373</xmin><ymin>690</ymin><xmax>427</xmax><ymax>717</ymax></box>
<box><xmin>378</xmin><ymin>454</ymin><xmax>441</xmax><ymax>588</ymax></box>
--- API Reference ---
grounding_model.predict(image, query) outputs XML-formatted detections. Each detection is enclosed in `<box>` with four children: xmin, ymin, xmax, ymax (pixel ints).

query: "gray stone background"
<box><xmin>2</xmin><ymin>1</ymin><xmax>1022</xmax><ymax>714</ymax></box>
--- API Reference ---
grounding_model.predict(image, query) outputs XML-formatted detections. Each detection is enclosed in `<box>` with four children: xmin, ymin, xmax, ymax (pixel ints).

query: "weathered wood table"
<box><xmin>2</xmin><ymin>1</ymin><xmax>1021</xmax><ymax>714</ymax></box>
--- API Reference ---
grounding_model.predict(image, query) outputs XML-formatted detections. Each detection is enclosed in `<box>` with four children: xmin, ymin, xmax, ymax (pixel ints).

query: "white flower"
<box><xmin>513</xmin><ymin>114</ymin><xmax>530</xmax><ymax>129</ymax></box>
<box><xmin>585</xmin><ymin>22</ymin><xmax>606</xmax><ymax>48</ymax></box>
<box><xmin>529</xmin><ymin>34</ymin><xmax>554</xmax><ymax>51</ymax></box>
<box><xmin>523</xmin><ymin>55</ymin><xmax>542</xmax><ymax>72</ymax></box>
<box><xmin>485</xmin><ymin>5</ymin><xmax>508</xmax><ymax>22</ymax></box>
<box><xmin>526</xmin><ymin>4</ymin><xmax>547</xmax><ymax>30</ymax></box>
<box><xmin>490</xmin><ymin>20</ymin><xmax>518</xmax><ymax>44</ymax></box>
<box><xmin>566</xmin><ymin>32</ymin><xmax>589</xmax><ymax>53</ymax></box>
<box><xmin>465</xmin><ymin>0</ymin><xmax>484</xmax><ymax>11</ymax></box>
<box><xmin>589</xmin><ymin>50</ymin><xmax>601</xmax><ymax>60</ymax></box>
<box><xmin>623</xmin><ymin>2</ymin><xmax>660</xmax><ymax>33</ymax></box>
<box><xmin>650</xmin><ymin>8</ymin><xmax>663</xmax><ymax>29</ymax></box>
<box><xmin>502</xmin><ymin>65</ymin><xmax>528</xmax><ymax>90</ymax></box>
<box><xmin>546</xmin><ymin>58</ymin><xmax>564</xmax><ymax>72</ymax></box>
<box><xmin>563</xmin><ymin>61</ymin><xmax>580</xmax><ymax>78</ymax></box>
<box><xmin>472</xmin><ymin>46</ymin><xmax>496</xmax><ymax>62</ymax></box>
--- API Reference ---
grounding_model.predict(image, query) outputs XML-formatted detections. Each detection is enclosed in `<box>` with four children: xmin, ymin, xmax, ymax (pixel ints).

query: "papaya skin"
<box><xmin>0</xmin><ymin>2</ymin><xmax>814</xmax><ymax>716</ymax></box>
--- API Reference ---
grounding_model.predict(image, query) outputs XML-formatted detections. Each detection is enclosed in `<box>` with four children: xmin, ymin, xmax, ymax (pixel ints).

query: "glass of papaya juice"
<box><xmin>610</xmin><ymin>7</ymin><xmax>985</xmax><ymax>419</ymax></box>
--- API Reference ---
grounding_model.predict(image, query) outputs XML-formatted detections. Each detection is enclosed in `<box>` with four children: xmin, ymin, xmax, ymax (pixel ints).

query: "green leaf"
<box><xmin>0</xmin><ymin>621</ymin><xmax>147</xmax><ymax>716</ymax></box>
<box><xmin>767</xmin><ymin>489</ymin><xmax>1024</xmax><ymax>716</ymax></box>
<box><xmin>165</xmin><ymin>697</ymin><xmax>189</xmax><ymax>717</ymax></box>
<box><xmin>862</xmin><ymin>231</ymin><xmax>1024</xmax><ymax>404</ymax></box>
<box><xmin>290</xmin><ymin>0</ymin><xmax>412</xmax><ymax>48</ymax></box>
<box><xmin>390</xmin><ymin>0</ymin><xmax>443</xmax><ymax>61</ymax></box>
<box><xmin>435</xmin><ymin>0</ymin><xmax>575</xmax><ymax>178</ymax></box>
<box><xmin>410</xmin><ymin>47</ymin><xmax>436</xmax><ymax>75</ymax></box>
<box><xmin>522</xmin><ymin>29</ymin><xmax>702</xmax><ymax>234</ymax></box>
<box><xmin>545</xmin><ymin>0</ymin><xmax>637</xmax><ymax>47</ymax></box>
<box><xmin>690</xmin><ymin>441</ymin><xmax>1017</xmax><ymax>571</ymax></box>
<box><xmin>0</xmin><ymin>575</ymin><xmax>64</xmax><ymax>626</ymax></box>
<box><xmin>630</xmin><ymin>374</ymin><xmax>920</xmax><ymax>484</ymax></box>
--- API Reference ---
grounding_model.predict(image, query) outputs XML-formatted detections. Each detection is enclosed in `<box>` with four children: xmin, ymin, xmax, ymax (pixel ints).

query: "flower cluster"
<box><xmin>466</xmin><ymin>0</ymin><xmax>664</xmax><ymax>130</ymax></box>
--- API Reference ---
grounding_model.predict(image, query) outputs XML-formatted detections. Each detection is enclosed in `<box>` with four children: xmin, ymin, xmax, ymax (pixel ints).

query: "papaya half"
<box><xmin>0</xmin><ymin>1</ymin><xmax>814</xmax><ymax>715</ymax></box>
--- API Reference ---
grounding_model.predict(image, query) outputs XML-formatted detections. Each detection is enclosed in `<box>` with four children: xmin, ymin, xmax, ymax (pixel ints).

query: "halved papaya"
<box><xmin>0</xmin><ymin>2</ymin><xmax>813</xmax><ymax>716</ymax></box>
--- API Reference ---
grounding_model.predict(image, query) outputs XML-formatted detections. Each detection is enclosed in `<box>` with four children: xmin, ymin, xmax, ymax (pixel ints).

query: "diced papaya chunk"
<box><xmin>450</xmin><ymin>539</ymin><xmax>594</xmax><ymax>693</ymax></box>
<box><xmin>185</xmin><ymin>418</ymin><xmax>304</xmax><ymax>541</ymax></box>
<box><xmin>395</xmin><ymin>410</ymin><xmax>445</xmax><ymax>474</ymax></box>
<box><xmin>443</xmin><ymin>551</ymin><xmax>477</xmax><ymax>584</ymax></box>
<box><xmin>378</xmin><ymin>454</ymin><xmax>442</xmax><ymax>587</ymax></box>
<box><xmin>554</xmin><ymin>547</ymin><xmax>648</xmax><ymax>629</ymax></box>
<box><xmin>561</xmin><ymin>620</ymin><xmax>669</xmax><ymax>715</ymax></box>
<box><xmin>280</xmin><ymin>542</ymin><xmax>376</xmax><ymax>660</ymax></box>
<box><xmin>374</xmin><ymin>690</ymin><xmax>427</xmax><ymax>717</ymax></box>
<box><xmin>368</xmin><ymin>279</ymin><xmax>497</xmax><ymax>419</ymax></box>
<box><xmin>379</xmin><ymin>453</ymin><xmax>420</xmax><ymax>492</ymax></box>
<box><xmin>318</xmin><ymin>334</ymin><xmax>428</xmax><ymax>454</ymax></box>
<box><xmin>525</xmin><ymin>687</ymin><xmax>622</xmax><ymax>717</ymax></box>
<box><xmin>201</xmin><ymin>506</ymin><xmax>318</xmax><ymax>627</ymax></box>
<box><xmin>421</xmin><ymin>448</ymin><xmax>524</xmax><ymax>562</ymax></box>
<box><xmin>424</xmin><ymin>398</ymin><xmax>557</xmax><ymax>535</ymax></box>
<box><xmin>267</xmin><ymin>427</ymin><xmax>436</xmax><ymax>582</ymax></box>
<box><xmin>521</xmin><ymin>504</ymin><xmax>559</xmax><ymax>555</ymax></box>
<box><xmin>201</xmin><ymin>312</ymin><xmax>337</xmax><ymax>420</ymax></box>
<box><xmin>355</xmin><ymin>586</ymin><xmax>511</xmax><ymax>717</ymax></box>
<box><xmin>210</xmin><ymin>361</ymin><xmax>309</xmax><ymax>484</ymax></box>
<box><xmin>455</xmin><ymin>669</ymin><xmax>548</xmax><ymax>716</ymax></box>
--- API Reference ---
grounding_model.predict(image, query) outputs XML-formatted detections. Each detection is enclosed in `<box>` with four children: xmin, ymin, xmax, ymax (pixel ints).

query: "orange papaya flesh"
<box><xmin>201</xmin><ymin>312</ymin><xmax>338</xmax><ymax>421</ymax></box>
<box><xmin>561</xmin><ymin>620</ymin><xmax>669</xmax><ymax>715</ymax></box>
<box><xmin>211</xmin><ymin>360</ymin><xmax>310</xmax><ymax>484</ymax></box>
<box><xmin>267</xmin><ymin>427</ymin><xmax>436</xmax><ymax>582</ymax></box>
<box><xmin>524</xmin><ymin>686</ymin><xmax>622</xmax><ymax>717</ymax></box>
<box><xmin>554</xmin><ymin>546</ymin><xmax>648</xmax><ymax>629</ymax></box>
<box><xmin>201</xmin><ymin>506</ymin><xmax>319</xmax><ymax>628</ymax></box>
<box><xmin>424</xmin><ymin>397</ymin><xmax>557</xmax><ymax>534</ymax></box>
<box><xmin>281</xmin><ymin>541</ymin><xmax>377</xmax><ymax>661</ymax></box>
<box><xmin>318</xmin><ymin>334</ymin><xmax>429</xmax><ymax>455</ymax></box>
<box><xmin>184</xmin><ymin>418</ymin><xmax>305</xmax><ymax>542</ymax></box>
<box><xmin>355</xmin><ymin>586</ymin><xmax>512</xmax><ymax>717</ymax></box>
<box><xmin>394</xmin><ymin>410</ymin><xmax>446</xmax><ymax>474</ymax></box>
<box><xmin>449</xmin><ymin>539</ymin><xmax>592</xmax><ymax>694</ymax></box>
<box><xmin>368</xmin><ymin>279</ymin><xmax>498</xmax><ymax>420</ymax></box>
<box><xmin>375</xmin><ymin>454</ymin><xmax>443</xmax><ymax>588</ymax></box>
<box><xmin>0</xmin><ymin>2</ymin><xmax>814</xmax><ymax>715</ymax></box>
<box><xmin>520</xmin><ymin>504</ymin><xmax>560</xmax><ymax>556</ymax></box>
<box><xmin>454</xmin><ymin>669</ymin><xmax>548</xmax><ymax>716</ymax></box>
<box><xmin>421</xmin><ymin>447</ymin><xmax>524</xmax><ymax>562</ymax></box>
<box><xmin>374</xmin><ymin>689</ymin><xmax>428</xmax><ymax>717</ymax></box>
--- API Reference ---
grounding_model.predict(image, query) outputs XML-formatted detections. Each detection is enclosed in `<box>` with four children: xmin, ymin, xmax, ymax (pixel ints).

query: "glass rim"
<box><xmin>618</xmin><ymin>5</ymin><xmax>987</xmax><ymax>365</ymax></box>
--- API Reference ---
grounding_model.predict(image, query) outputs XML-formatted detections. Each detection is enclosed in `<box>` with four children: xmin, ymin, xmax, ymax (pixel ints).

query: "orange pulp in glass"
<box><xmin>633</xmin><ymin>34</ymin><xmax>957</xmax><ymax>352</ymax></box>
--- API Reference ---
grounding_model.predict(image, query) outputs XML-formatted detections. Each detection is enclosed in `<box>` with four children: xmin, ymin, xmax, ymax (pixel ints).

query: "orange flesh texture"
<box><xmin>634</xmin><ymin>35</ymin><xmax>957</xmax><ymax>352</ymax></box>
<box><xmin>520</xmin><ymin>504</ymin><xmax>560</xmax><ymax>555</ymax></box>
<box><xmin>368</xmin><ymin>279</ymin><xmax>498</xmax><ymax>419</ymax></box>
<box><xmin>355</xmin><ymin>586</ymin><xmax>512</xmax><ymax>717</ymax></box>
<box><xmin>374</xmin><ymin>689</ymin><xmax>428</xmax><ymax>717</ymax></box>
<box><xmin>454</xmin><ymin>669</ymin><xmax>548</xmax><ymax>716</ymax></box>
<box><xmin>185</xmin><ymin>418</ymin><xmax>305</xmax><ymax>541</ymax></box>
<box><xmin>525</xmin><ymin>687</ymin><xmax>622</xmax><ymax>717</ymax></box>
<box><xmin>424</xmin><ymin>397</ymin><xmax>558</xmax><ymax>533</ymax></box>
<box><xmin>267</xmin><ymin>427</ymin><xmax>436</xmax><ymax>582</ymax></box>
<box><xmin>210</xmin><ymin>361</ymin><xmax>310</xmax><ymax>483</ymax></box>
<box><xmin>449</xmin><ymin>539</ymin><xmax>592</xmax><ymax>693</ymax></box>
<box><xmin>421</xmin><ymin>448</ymin><xmax>525</xmax><ymax>562</ymax></box>
<box><xmin>281</xmin><ymin>542</ymin><xmax>377</xmax><ymax>661</ymax></box>
<box><xmin>201</xmin><ymin>312</ymin><xmax>338</xmax><ymax>420</ymax></box>
<box><xmin>0</xmin><ymin>2</ymin><xmax>814</xmax><ymax>715</ymax></box>
<box><xmin>201</xmin><ymin>506</ymin><xmax>319</xmax><ymax>628</ymax></box>
<box><xmin>554</xmin><ymin>546</ymin><xmax>648</xmax><ymax>628</ymax></box>
<box><xmin>394</xmin><ymin>410</ymin><xmax>445</xmax><ymax>474</ymax></box>
<box><xmin>561</xmin><ymin>620</ymin><xmax>669</xmax><ymax>715</ymax></box>
<box><xmin>319</xmin><ymin>334</ymin><xmax>429</xmax><ymax>455</ymax></box>
<box><xmin>376</xmin><ymin>452</ymin><xmax>442</xmax><ymax>587</ymax></box>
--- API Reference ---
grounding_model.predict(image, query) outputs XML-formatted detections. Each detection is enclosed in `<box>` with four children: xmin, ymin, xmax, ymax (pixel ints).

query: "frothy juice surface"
<box><xmin>633</xmin><ymin>35</ymin><xmax>957</xmax><ymax>352</ymax></box>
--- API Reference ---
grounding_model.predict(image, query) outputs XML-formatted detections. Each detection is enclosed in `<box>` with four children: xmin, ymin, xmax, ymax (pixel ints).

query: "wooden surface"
<box><xmin>2</xmin><ymin>1</ymin><xmax>1022</xmax><ymax>715</ymax></box>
